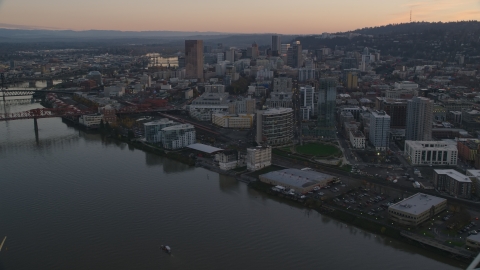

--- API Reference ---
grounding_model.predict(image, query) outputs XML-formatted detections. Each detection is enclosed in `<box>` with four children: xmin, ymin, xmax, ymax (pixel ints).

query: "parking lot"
<box><xmin>326</xmin><ymin>186</ymin><xmax>401</xmax><ymax>221</ymax></box>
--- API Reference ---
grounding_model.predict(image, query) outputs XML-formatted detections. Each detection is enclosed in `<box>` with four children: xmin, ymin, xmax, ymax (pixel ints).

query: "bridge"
<box><xmin>0</xmin><ymin>89</ymin><xmax>79</xmax><ymax>100</ymax></box>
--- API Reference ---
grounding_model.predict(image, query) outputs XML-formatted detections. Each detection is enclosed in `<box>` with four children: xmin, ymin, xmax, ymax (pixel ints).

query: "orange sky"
<box><xmin>0</xmin><ymin>0</ymin><xmax>478</xmax><ymax>34</ymax></box>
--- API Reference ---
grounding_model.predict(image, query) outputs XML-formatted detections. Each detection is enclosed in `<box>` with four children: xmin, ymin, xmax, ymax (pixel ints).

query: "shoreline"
<box><xmin>67</xmin><ymin>119</ymin><xmax>474</xmax><ymax>266</ymax></box>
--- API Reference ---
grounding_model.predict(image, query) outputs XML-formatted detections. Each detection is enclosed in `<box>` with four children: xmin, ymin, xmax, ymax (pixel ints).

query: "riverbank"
<box><xmin>67</xmin><ymin>121</ymin><xmax>476</xmax><ymax>265</ymax></box>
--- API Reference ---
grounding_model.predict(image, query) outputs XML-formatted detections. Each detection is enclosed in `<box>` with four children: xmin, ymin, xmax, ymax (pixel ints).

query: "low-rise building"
<box><xmin>433</xmin><ymin>169</ymin><xmax>472</xmax><ymax>199</ymax></box>
<box><xmin>259</xmin><ymin>169</ymin><xmax>334</xmax><ymax>194</ymax></box>
<box><xmin>388</xmin><ymin>193</ymin><xmax>447</xmax><ymax>227</ymax></box>
<box><xmin>212</xmin><ymin>113</ymin><xmax>254</xmax><ymax>129</ymax></box>
<box><xmin>215</xmin><ymin>150</ymin><xmax>242</xmax><ymax>170</ymax></box>
<box><xmin>161</xmin><ymin>124</ymin><xmax>196</xmax><ymax>150</ymax></box>
<box><xmin>404</xmin><ymin>140</ymin><xmax>458</xmax><ymax>166</ymax></box>
<box><xmin>79</xmin><ymin>113</ymin><xmax>103</xmax><ymax>129</ymax></box>
<box><xmin>349</xmin><ymin>130</ymin><xmax>366</xmax><ymax>149</ymax></box>
<box><xmin>98</xmin><ymin>105</ymin><xmax>117</xmax><ymax>125</ymax></box>
<box><xmin>246</xmin><ymin>146</ymin><xmax>271</xmax><ymax>171</ymax></box>
<box><xmin>466</xmin><ymin>234</ymin><xmax>480</xmax><ymax>249</ymax></box>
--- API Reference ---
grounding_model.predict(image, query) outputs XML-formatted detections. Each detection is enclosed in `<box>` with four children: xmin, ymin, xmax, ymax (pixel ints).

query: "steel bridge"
<box><xmin>0</xmin><ymin>89</ymin><xmax>79</xmax><ymax>99</ymax></box>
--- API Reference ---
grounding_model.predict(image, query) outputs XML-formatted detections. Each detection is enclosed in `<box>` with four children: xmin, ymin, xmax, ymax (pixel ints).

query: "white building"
<box><xmin>104</xmin><ymin>85</ymin><xmax>125</xmax><ymax>97</ymax></box>
<box><xmin>349</xmin><ymin>130</ymin><xmax>366</xmax><ymax>149</ymax></box>
<box><xmin>388</xmin><ymin>193</ymin><xmax>447</xmax><ymax>227</ymax></box>
<box><xmin>405</xmin><ymin>141</ymin><xmax>458</xmax><ymax>166</ymax></box>
<box><xmin>144</xmin><ymin>119</ymin><xmax>177</xmax><ymax>143</ymax></box>
<box><xmin>246</xmin><ymin>146</ymin><xmax>272</xmax><ymax>171</ymax></box>
<box><xmin>369</xmin><ymin>110</ymin><xmax>390</xmax><ymax>150</ymax></box>
<box><xmin>161</xmin><ymin>124</ymin><xmax>196</xmax><ymax>150</ymax></box>
<box><xmin>394</xmin><ymin>81</ymin><xmax>419</xmax><ymax>90</ymax></box>
<box><xmin>212</xmin><ymin>113</ymin><xmax>254</xmax><ymax>129</ymax></box>
<box><xmin>78</xmin><ymin>114</ymin><xmax>103</xmax><ymax>128</ymax></box>
<box><xmin>215</xmin><ymin>150</ymin><xmax>242</xmax><ymax>170</ymax></box>
<box><xmin>300</xmin><ymin>85</ymin><xmax>317</xmax><ymax>118</ymax></box>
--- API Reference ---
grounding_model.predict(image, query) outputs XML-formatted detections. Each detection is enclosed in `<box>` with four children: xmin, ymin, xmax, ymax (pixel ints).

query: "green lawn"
<box><xmin>296</xmin><ymin>143</ymin><xmax>340</xmax><ymax>157</ymax></box>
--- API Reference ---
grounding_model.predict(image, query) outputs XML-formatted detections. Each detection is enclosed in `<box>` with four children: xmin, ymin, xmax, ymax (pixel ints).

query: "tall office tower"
<box><xmin>216</xmin><ymin>53</ymin><xmax>224</xmax><ymax>63</ymax></box>
<box><xmin>287</xmin><ymin>41</ymin><xmax>302</xmax><ymax>68</ymax></box>
<box><xmin>369</xmin><ymin>110</ymin><xmax>391</xmax><ymax>151</ymax></box>
<box><xmin>272</xmin><ymin>35</ymin><xmax>281</xmax><ymax>56</ymax></box>
<box><xmin>251</xmin><ymin>42</ymin><xmax>259</xmax><ymax>60</ymax></box>
<box><xmin>406</xmin><ymin>97</ymin><xmax>434</xmax><ymax>141</ymax></box>
<box><xmin>185</xmin><ymin>40</ymin><xmax>204</xmax><ymax>80</ymax></box>
<box><xmin>225</xmin><ymin>48</ymin><xmax>235</xmax><ymax>62</ymax></box>
<box><xmin>318</xmin><ymin>78</ymin><xmax>337</xmax><ymax>128</ymax></box>
<box><xmin>280</xmin><ymin>44</ymin><xmax>290</xmax><ymax>55</ymax></box>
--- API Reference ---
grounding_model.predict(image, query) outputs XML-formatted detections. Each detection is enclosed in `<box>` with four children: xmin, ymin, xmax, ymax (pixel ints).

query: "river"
<box><xmin>0</xmin><ymin>100</ymin><xmax>466</xmax><ymax>269</ymax></box>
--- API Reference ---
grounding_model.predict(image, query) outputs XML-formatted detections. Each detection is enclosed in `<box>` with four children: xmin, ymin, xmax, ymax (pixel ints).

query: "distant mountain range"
<box><xmin>0</xmin><ymin>21</ymin><xmax>478</xmax><ymax>46</ymax></box>
<box><xmin>352</xmin><ymin>21</ymin><xmax>480</xmax><ymax>35</ymax></box>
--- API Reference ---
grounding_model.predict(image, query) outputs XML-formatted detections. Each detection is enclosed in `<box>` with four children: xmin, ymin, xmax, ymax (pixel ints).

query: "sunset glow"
<box><xmin>0</xmin><ymin>0</ymin><xmax>478</xmax><ymax>33</ymax></box>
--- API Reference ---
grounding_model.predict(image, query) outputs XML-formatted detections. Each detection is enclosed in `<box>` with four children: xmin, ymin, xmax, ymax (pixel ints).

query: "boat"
<box><xmin>161</xmin><ymin>245</ymin><xmax>171</xmax><ymax>254</ymax></box>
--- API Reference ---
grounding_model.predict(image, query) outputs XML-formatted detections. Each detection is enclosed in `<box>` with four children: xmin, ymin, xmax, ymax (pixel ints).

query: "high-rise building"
<box><xmin>185</xmin><ymin>40</ymin><xmax>204</xmax><ymax>80</ymax></box>
<box><xmin>281</xmin><ymin>44</ymin><xmax>290</xmax><ymax>55</ymax></box>
<box><xmin>217</xmin><ymin>53</ymin><xmax>224</xmax><ymax>63</ymax></box>
<box><xmin>251</xmin><ymin>42</ymin><xmax>259</xmax><ymax>59</ymax></box>
<box><xmin>300</xmin><ymin>85</ymin><xmax>317</xmax><ymax>118</ymax></box>
<box><xmin>406</xmin><ymin>97</ymin><xmax>433</xmax><ymax>141</ymax></box>
<box><xmin>317</xmin><ymin>78</ymin><xmax>337</xmax><ymax>128</ymax></box>
<box><xmin>272</xmin><ymin>35</ymin><xmax>281</xmax><ymax>56</ymax></box>
<box><xmin>369</xmin><ymin>110</ymin><xmax>391</xmax><ymax>150</ymax></box>
<box><xmin>287</xmin><ymin>41</ymin><xmax>302</xmax><ymax>68</ymax></box>
<box><xmin>256</xmin><ymin>108</ymin><xmax>294</xmax><ymax>146</ymax></box>
<box><xmin>225</xmin><ymin>48</ymin><xmax>235</xmax><ymax>62</ymax></box>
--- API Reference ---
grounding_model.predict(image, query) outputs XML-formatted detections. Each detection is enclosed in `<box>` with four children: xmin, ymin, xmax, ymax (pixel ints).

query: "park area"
<box><xmin>295</xmin><ymin>142</ymin><xmax>341</xmax><ymax>157</ymax></box>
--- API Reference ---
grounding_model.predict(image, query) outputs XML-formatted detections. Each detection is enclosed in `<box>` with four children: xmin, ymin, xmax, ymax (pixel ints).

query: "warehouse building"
<box><xmin>259</xmin><ymin>169</ymin><xmax>334</xmax><ymax>194</ymax></box>
<box><xmin>388</xmin><ymin>193</ymin><xmax>447</xmax><ymax>227</ymax></box>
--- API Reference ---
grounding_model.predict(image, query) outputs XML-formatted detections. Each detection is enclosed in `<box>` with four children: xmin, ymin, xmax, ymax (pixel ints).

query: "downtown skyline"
<box><xmin>0</xmin><ymin>0</ymin><xmax>479</xmax><ymax>34</ymax></box>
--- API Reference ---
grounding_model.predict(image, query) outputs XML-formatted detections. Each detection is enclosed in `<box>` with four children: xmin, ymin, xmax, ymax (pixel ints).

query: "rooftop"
<box><xmin>467</xmin><ymin>234</ymin><xmax>480</xmax><ymax>243</ymax></box>
<box><xmin>187</xmin><ymin>143</ymin><xmax>223</xmax><ymax>154</ymax></box>
<box><xmin>263</xmin><ymin>107</ymin><xmax>293</xmax><ymax>116</ymax></box>
<box><xmin>389</xmin><ymin>193</ymin><xmax>446</xmax><ymax>215</ymax></box>
<box><xmin>434</xmin><ymin>169</ymin><xmax>472</xmax><ymax>183</ymax></box>
<box><xmin>260</xmin><ymin>169</ymin><xmax>334</xmax><ymax>189</ymax></box>
<box><xmin>405</xmin><ymin>140</ymin><xmax>457</xmax><ymax>150</ymax></box>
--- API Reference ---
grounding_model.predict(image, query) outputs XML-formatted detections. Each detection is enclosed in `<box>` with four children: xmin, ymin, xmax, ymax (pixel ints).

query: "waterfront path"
<box><xmin>401</xmin><ymin>231</ymin><xmax>476</xmax><ymax>259</ymax></box>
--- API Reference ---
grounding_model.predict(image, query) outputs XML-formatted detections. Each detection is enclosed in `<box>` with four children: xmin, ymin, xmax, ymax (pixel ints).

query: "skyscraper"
<box><xmin>185</xmin><ymin>40</ymin><xmax>204</xmax><ymax>80</ymax></box>
<box><xmin>406</xmin><ymin>97</ymin><xmax>434</xmax><ymax>141</ymax></box>
<box><xmin>369</xmin><ymin>110</ymin><xmax>391</xmax><ymax>150</ymax></box>
<box><xmin>287</xmin><ymin>41</ymin><xmax>302</xmax><ymax>68</ymax></box>
<box><xmin>318</xmin><ymin>78</ymin><xmax>337</xmax><ymax>128</ymax></box>
<box><xmin>251</xmin><ymin>42</ymin><xmax>259</xmax><ymax>60</ymax></box>
<box><xmin>272</xmin><ymin>35</ymin><xmax>281</xmax><ymax>56</ymax></box>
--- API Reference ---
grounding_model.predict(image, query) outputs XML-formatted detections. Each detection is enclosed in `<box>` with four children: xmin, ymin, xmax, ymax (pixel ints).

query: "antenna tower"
<box><xmin>410</xmin><ymin>10</ymin><xmax>412</xmax><ymax>23</ymax></box>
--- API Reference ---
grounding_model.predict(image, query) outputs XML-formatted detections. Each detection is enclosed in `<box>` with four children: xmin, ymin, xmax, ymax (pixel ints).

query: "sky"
<box><xmin>0</xmin><ymin>0</ymin><xmax>479</xmax><ymax>34</ymax></box>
